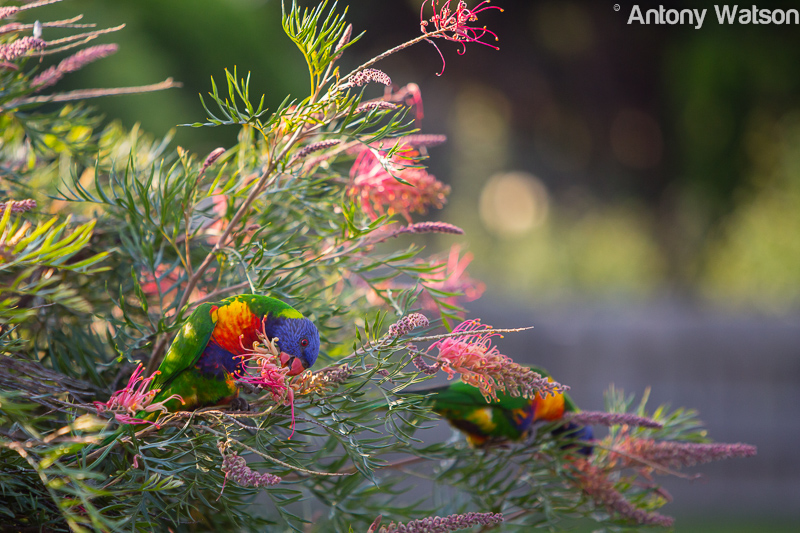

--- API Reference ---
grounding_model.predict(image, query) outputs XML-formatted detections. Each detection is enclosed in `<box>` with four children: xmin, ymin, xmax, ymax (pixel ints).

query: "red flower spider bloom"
<box><xmin>420</xmin><ymin>1</ymin><xmax>503</xmax><ymax>75</ymax></box>
<box><xmin>428</xmin><ymin>319</ymin><xmax>566</xmax><ymax>401</ymax></box>
<box><xmin>348</xmin><ymin>147</ymin><xmax>450</xmax><ymax>223</ymax></box>
<box><xmin>93</xmin><ymin>364</ymin><xmax>183</xmax><ymax>425</ymax></box>
<box><xmin>420</xmin><ymin>244</ymin><xmax>485</xmax><ymax>313</ymax></box>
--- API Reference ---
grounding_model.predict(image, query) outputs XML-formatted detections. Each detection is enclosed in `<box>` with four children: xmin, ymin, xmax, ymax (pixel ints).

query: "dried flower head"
<box><xmin>32</xmin><ymin>43</ymin><xmax>118</xmax><ymax>90</ymax></box>
<box><xmin>387</xmin><ymin>313</ymin><xmax>430</xmax><ymax>338</ymax></box>
<box><xmin>199</xmin><ymin>147</ymin><xmax>226</xmax><ymax>176</ymax></box>
<box><xmin>614</xmin><ymin>438</ymin><xmax>757</xmax><ymax>470</ymax></box>
<box><xmin>420</xmin><ymin>1</ymin><xmax>503</xmax><ymax>75</ymax></box>
<box><xmin>412</xmin><ymin>354</ymin><xmax>442</xmax><ymax>375</ymax></box>
<box><xmin>428</xmin><ymin>319</ymin><xmax>567</xmax><ymax>400</ymax></box>
<box><xmin>0</xmin><ymin>199</ymin><xmax>36</xmax><ymax>214</ymax></box>
<box><xmin>0</xmin><ymin>7</ymin><xmax>20</xmax><ymax>21</ymax></box>
<box><xmin>0</xmin><ymin>35</ymin><xmax>46</xmax><ymax>61</ymax></box>
<box><xmin>349</xmin><ymin>147</ymin><xmax>450</xmax><ymax>222</ymax></box>
<box><xmin>569</xmin><ymin>411</ymin><xmax>663</xmax><ymax>429</ymax></box>
<box><xmin>573</xmin><ymin>459</ymin><xmax>674</xmax><ymax>527</ymax></box>
<box><xmin>218</xmin><ymin>442</ymin><xmax>281</xmax><ymax>492</ymax></box>
<box><xmin>93</xmin><ymin>364</ymin><xmax>184</xmax><ymax>425</ymax></box>
<box><xmin>378</xmin><ymin>511</ymin><xmax>504</xmax><ymax>533</ymax></box>
<box><xmin>333</xmin><ymin>23</ymin><xmax>352</xmax><ymax>60</ymax></box>
<box><xmin>342</xmin><ymin>68</ymin><xmax>392</xmax><ymax>89</ymax></box>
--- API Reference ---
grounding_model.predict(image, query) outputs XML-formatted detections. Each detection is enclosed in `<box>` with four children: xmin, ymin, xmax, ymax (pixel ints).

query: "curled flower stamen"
<box><xmin>420</xmin><ymin>1</ymin><xmax>503</xmax><ymax>75</ymax></box>
<box><xmin>93</xmin><ymin>363</ymin><xmax>184</xmax><ymax>425</ymax></box>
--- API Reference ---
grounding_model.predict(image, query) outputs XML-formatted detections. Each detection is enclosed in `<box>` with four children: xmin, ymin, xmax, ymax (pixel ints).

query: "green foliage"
<box><xmin>0</xmin><ymin>2</ymin><xmax>754</xmax><ymax>532</ymax></box>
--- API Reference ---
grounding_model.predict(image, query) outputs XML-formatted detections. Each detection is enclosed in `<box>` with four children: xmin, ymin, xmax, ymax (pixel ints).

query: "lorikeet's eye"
<box><xmin>300</xmin><ymin>337</ymin><xmax>309</xmax><ymax>348</ymax></box>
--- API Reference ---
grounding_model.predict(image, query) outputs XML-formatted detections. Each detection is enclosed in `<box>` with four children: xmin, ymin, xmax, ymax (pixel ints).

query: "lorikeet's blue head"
<box><xmin>268</xmin><ymin>317</ymin><xmax>320</xmax><ymax>375</ymax></box>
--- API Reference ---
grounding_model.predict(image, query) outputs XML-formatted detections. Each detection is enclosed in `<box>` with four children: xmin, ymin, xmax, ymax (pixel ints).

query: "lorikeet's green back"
<box><xmin>410</xmin><ymin>365</ymin><xmax>590</xmax><ymax>449</ymax></box>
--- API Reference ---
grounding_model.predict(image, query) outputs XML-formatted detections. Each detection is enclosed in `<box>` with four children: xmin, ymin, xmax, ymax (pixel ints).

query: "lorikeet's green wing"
<box><xmin>413</xmin><ymin>381</ymin><xmax>535</xmax><ymax>446</ymax></box>
<box><xmin>150</xmin><ymin>302</ymin><xmax>216</xmax><ymax>393</ymax></box>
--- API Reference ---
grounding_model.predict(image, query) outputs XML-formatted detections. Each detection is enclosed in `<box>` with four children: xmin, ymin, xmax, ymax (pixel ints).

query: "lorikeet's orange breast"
<box><xmin>209</xmin><ymin>300</ymin><xmax>262</xmax><ymax>354</ymax></box>
<box><xmin>532</xmin><ymin>378</ymin><xmax>566</xmax><ymax>422</ymax></box>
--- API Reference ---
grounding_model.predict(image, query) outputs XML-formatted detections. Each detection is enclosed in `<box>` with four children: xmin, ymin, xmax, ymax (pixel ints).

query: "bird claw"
<box><xmin>229</xmin><ymin>397</ymin><xmax>250</xmax><ymax>412</ymax></box>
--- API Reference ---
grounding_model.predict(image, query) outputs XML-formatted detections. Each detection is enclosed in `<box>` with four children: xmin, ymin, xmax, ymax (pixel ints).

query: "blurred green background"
<box><xmin>18</xmin><ymin>0</ymin><xmax>800</xmax><ymax>530</ymax></box>
<box><xmin>27</xmin><ymin>0</ymin><xmax>800</xmax><ymax>311</ymax></box>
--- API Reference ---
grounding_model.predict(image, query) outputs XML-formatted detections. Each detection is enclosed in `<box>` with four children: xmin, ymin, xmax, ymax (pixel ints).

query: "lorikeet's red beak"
<box><xmin>280</xmin><ymin>352</ymin><xmax>306</xmax><ymax>376</ymax></box>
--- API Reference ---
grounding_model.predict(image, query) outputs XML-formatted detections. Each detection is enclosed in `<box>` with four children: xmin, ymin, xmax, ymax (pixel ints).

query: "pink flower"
<box><xmin>93</xmin><ymin>364</ymin><xmax>183</xmax><ymax>425</ymax></box>
<box><xmin>420</xmin><ymin>245</ymin><xmax>485</xmax><ymax>313</ymax></box>
<box><xmin>349</xmin><ymin>147</ymin><xmax>450</xmax><ymax>223</ymax></box>
<box><xmin>428</xmin><ymin>319</ymin><xmax>567</xmax><ymax>400</ymax></box>
<box><xmin>420</xmin><ymin>1</ymin><xmax>503</xmax><ymax>75</ymax></box>
<box><xmin>235</xmin><ymin>322</ymin><xmax>297</xmax><ymax>437</ymax></box>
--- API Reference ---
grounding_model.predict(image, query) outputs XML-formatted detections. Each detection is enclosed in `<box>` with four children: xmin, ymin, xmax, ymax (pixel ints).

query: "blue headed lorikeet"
<box><xmin>148</xmin><ymin>294</ymin><xmax>320</xmax><ymax>413</ymax></box>
<box><xmin>407</xmin><ymin>366</ymin><xmax>593</xmax><ymax>453</ymax></box>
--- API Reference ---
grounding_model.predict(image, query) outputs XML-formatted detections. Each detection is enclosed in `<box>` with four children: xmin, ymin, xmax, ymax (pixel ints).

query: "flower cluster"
<box><xmin>342</xmin><ymin>67</ymin><xmax>392</xmax><ymax>89</ymax></box>
<box><xmin>573</xmin><ymin>459</ymin><xmax>675</xmax><ymax>527</ymax></box>
<box><xmin>31</xmin><ymin>44</ymin><xmax>118</xmax><ymax>90</ymax></box>
<box><xmin>387</xmin><ymin>313</ymin><xmax>430</xmax><ymax>338</ymax></box>
<box><xmin>376</xmin><ymin>512</ymin><xmax>504</xmax><ymax>533</ymax></box>
<box><xmin>93</xmin><ymin>364</ymin><xmax>183</xmax><ymax>425</ymax></box>
<box><xmin>349</xmin><ymin>147</ymin><xmax>450</xmax><ymax>222</ymax></box>
<box><xmin>428</xmin><ymin>319</ymin><xmax>568</xmax><ymax>400</ymax></box>
<box><xmin>0</xmin><ymin>35</ymin><xmax>46</xmax><ymax>62</ymax></box>
<box><xmin>569</xmin><ymin>411</ymin><xmax>663</xmax><ymax>429</ymax></box>
<box><xmin>420</xmin><ymin>1</ymin><xmax>503</xmax><ymax>75</ymax></box>
<box><xmin>613</xmin><ymin>438</ymin><xmax>757</xmax><ymax>470</ymax></box>
<box><xmin>219</xmin><ymin>443</ymin><xmax>281</xmax><ymax>489</ymax></box>
<box><xmin>0</xmin><ymin>198</ymin><xmax>36</xmax><ymax>214</ymax></box>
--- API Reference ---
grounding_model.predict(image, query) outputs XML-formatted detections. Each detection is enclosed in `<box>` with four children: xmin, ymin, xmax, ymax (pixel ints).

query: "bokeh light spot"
<box><xmin>479</xmin><ymin>171</ymin><xmax>549</xmax><ymax>237</ymax></box>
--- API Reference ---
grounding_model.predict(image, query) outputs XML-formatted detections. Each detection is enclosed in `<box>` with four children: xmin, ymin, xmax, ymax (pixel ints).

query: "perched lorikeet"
<box><xmin>148</xmin><ymin>294</ymin><xmax>320</xmax><ymax>413</ymax></box>
<box><xmin>408</xmin><ymin>366</ymin><xmax>593</xmax><ymax>453</ymax></box>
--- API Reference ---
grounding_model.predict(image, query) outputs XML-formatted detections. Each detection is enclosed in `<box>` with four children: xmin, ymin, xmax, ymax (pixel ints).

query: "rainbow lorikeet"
<box><xmin>409</xmin><ymin>366</ymin><xmax>593</xmax><ymax>453</ymax></box>
<box><xmin>148</xmin><ymin>294</ymin><xmax>320</xmax><ymax>413</ymax></box>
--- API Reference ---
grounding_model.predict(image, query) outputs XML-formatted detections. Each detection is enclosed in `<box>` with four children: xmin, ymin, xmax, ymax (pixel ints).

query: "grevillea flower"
<box><xmin>420</xmin><ymin>1</ymin><xmax>503</xmax><ymax>75</ymax></box>
<box><xmin>93</xmin><ymin>364</ymin><xmax>183</xmax><ymax>425</ymax></box>
<box><xmin>31</xmin><ymin>43</ymin><xmax>118</xmax><ymax>90</ymax></box>
<box><xmin>377</xmin><ymin>511</ymin><xmax>504</xmax><ymax>533</ymax></box>
<box><xmin>348</xmin><ymin>147</ymin><xmax>450</xmax><ymax>222</ymax></box>
<box><xmin>218</xmin><ymin>442</ymin><xmax>280</xmax><ymax>496</ymax></box>
<box><xmin>428</xmin><ymin>319</ymin><xmax>567</xmax><ymax>400</ymax></box>
<box><xmin>236</xmin><ymin>323</ymin><xmax>297</xmax><ymax>437</ymax></box>
<box><xmin>568</xmin><ymin>411</ymin><xmax>663</xmax><ymax>429</ymax></box>
<box><xmin>419</xmin><ymin>244</ymin><xmax>485</xmax><ymax>313</ymax></box>
<box><xmin>572</xmin><ymin>459</ymin><xmax>675</xmax><ymax>527</ymax></box>
<box><xmin>613</xmin><ymin>438</ymin><xmax>757</xmax><ymax>470</ymax></box>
